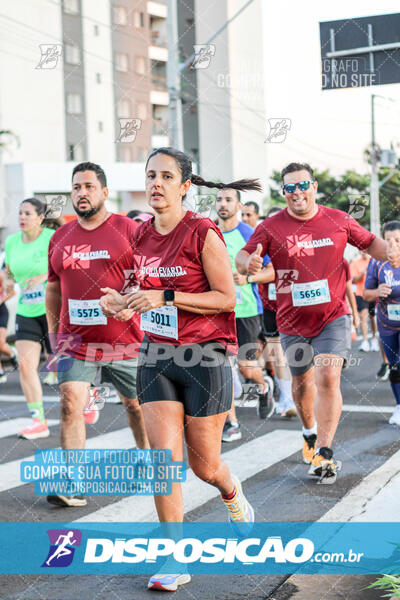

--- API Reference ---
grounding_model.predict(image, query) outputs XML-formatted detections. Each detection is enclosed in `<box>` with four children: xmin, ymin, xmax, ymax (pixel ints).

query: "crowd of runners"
<box><xmin>2</xmin><ymin>149</ymin><xmax>400</xmax><ymax>591</ymax></box>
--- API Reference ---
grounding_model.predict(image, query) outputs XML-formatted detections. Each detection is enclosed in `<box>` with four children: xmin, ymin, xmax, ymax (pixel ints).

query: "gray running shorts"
<box><xmin>57</xmin><ymin>355</ymin><xmax>138</xmax><ymax>398</ymax></box>
<box><xmin>280</xmin><ymin>315</ymin><xmax>351</xmax><ymax>377</ymax></box>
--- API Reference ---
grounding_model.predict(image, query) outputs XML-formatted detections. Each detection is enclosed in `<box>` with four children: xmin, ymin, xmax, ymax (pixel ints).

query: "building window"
<box><xmin>137</xmin><ymin>102</ymin><xmax>147</xmax><ymax>120</ymax></box>
<box><xmin>119</xmin><ymin>146</ymin><xmax>132</xmax><ymax>162</ymax></box>
<box><xmin>117</xmin><ymin>98</ymin><xmax>131</xmax><ymax>118</ymax></box>
<box><xmin>63</xmin><ymin>0</ymin><xmax>79</xmax><ymax>14</ymax></box>
<box><xmin>133</xmin><ymin>11</ymin><xmax>145</xmax><ymax>28</ymax></box>
<box><xmin>98</xmin><ymin>121</ymin><xmax>103</xmax><ymax>132</ymax></box>
<box><xmin>113</xmin><ymin>6</ymin><xmax>128</xmax><ymax>25</ymax></box>
<box><xmin>135</xmin><ymin>56</ymin><xmax>146</xmax><ymax>75</ymax></box>
<box><xmin>115</xmin><ymin>52</ymin><xmax>129</xmax><ymax>72</ymax></box>
<box><xmin>64</xmin><ymin>44</ymin><xmax>80</xmax><ymax>65</ymax></box>
<box><xmin>69</xmin><ymin>143</ymin><xmax>84</xmax><ymax>161</ymax></box>
<box><xmin>96</xmin><ymin>72</ymin><xmax>102</xmax><ymax>84</ymax></box>
<box><xmin>66</xmin><ymin>93</ymin><xmax>82</xmax><ymax>114</ymax></box>
<box><xmin>93</xmin><ymin>24</ymin><xmax>99</xmax><ymax>36</ymax></box>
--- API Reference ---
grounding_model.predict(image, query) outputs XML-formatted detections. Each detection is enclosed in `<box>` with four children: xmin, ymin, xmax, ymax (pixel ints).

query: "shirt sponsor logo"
<box><xmin>384</xmin><ymin>269</ymin><xmax>400</xmax><ymax>286</ymax></box>
<box><xmin>62</xmin><ymin>246</ymin><xmax>110</xmax><ymax>270</ymax></box>
<box><xmin>133</xmin><ymin>256</ymin><xmax>186</xmax><ymax>279</ymax></box>
<box><xmin>286</xmin><ymin>235</ymin><xmax>333</xmax><ymax>257</ymax></box>
<box><xmin>72</xmin><ymin>250</ymin><xmax>110</xmax><ymax>261</ymax></box>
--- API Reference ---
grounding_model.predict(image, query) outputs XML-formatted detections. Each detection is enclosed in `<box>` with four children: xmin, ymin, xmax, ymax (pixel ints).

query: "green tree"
<box><xmin>268</xmin><ymin>167</ymin><xmax>400</xmax><ymax>229</ymax></box>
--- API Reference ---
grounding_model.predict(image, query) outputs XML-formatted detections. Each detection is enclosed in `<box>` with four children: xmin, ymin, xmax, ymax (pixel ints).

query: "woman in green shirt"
<box><xmin>4</xmin><ymin>198</ymin><xmax>54</xmax><ymax>439</ymax></box>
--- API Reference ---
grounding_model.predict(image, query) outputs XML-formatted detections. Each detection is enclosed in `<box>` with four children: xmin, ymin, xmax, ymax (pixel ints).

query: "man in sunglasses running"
<box><xmin>236</xmin><ymin>162</ymin><xmax>400</xmax><ymax>484</ymax></box>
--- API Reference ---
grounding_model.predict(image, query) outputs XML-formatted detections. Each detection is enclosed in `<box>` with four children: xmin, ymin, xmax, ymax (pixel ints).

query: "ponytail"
<box><xmin>146</xmin><ymin>147</ymin><xmax>262</xmax><ymax>195</ymax></box>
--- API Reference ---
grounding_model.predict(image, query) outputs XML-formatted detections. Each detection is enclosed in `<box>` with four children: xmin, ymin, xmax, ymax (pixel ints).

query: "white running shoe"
<box><xmin>370</xmin><ymin>338</ymin><xmax>380</xmax><ymax>352</ymax></box>
<box><xmin>359</xmin><ymin>340</ymin><xmax>370</xmax><ymax>352</ymax></box>
<box><xmin>389</xmin><ymin>405</ymin><xmax>400</xmax><ymax>426</ymax></box>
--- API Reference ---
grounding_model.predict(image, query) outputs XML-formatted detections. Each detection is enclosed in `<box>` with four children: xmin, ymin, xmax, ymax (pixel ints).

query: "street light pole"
<box><xmin>370</xmin><ymin>94</ymin><xmax>380</xmax><ymax>236</ymax></box>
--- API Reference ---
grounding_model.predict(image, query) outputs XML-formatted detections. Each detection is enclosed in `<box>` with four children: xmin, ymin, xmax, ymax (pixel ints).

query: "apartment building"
<box><xmin>0</xmin><ymin>0</ymin><xmax>170</xmax><ymax>235</ymax></box>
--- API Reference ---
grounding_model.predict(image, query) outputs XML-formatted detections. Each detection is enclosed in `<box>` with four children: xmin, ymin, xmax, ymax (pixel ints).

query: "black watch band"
<box><xmin>163</xmin><ymin>289</ymin><xmax>175</xmax><ymax>306</ymax></box>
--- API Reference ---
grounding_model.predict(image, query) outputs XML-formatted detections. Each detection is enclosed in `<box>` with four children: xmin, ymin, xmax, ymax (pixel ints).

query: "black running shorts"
<box><xmin>0</xmin><ymin>303</ymin><xmax>9</xmax><ymax>329</ymax></box>
<box><xmin>15</xmin><ymin>313</ymin><xmax>52</xmax><ymax>353</ymax></box>
<box><xmin>236</xmin><ymin>315</ymin><xmax>262</xmax><ymax>361</ymax></box>
<box><xmin>137</xmin><ymin>338</ymin><xmax>233</xmax><ymax>417</ymax></box>
<box><xmin>262</xmin><ymin>309</ymin><xmax>279</xmax><ymax>338</ymax></box>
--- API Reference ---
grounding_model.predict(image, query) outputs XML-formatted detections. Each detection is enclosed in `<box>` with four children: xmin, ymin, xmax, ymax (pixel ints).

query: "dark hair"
<box><xmin>382</xmin><ymin>220</ymin><xmax>400</xmax><ymax>237</ymax></box>
<box><xmin>281</xmin><ymin>162</ymin><xmax>314</xmax><ymax>181</ymax></box>
<box><xmin>266</xmin><ymin>205</ymin><xmax>282</xmax><ymax>218</ymax></box>
<box><xmin>72</xmin><ymin>162</ymin><xmax>107</xmax><ymax>188</ymax></box>
<box><xmin>146</xmin><ymin>147</ymin><xmax>262</xmax><ymax>197</ymax></box>
<box><xmin>20</xmin><ymin>197</ymin><xmax>45</xmax><ymax>216</ymax></box>
<box><xmin>42</xmin><ymin>216</ymin><xmax>65</xmax><ymax>230</ymax></box>
<box><xmin>126</xmin><ymin>210</ymin><xmax>141</xmax><ymax>219</ymax></box>
<box><xmin>244</xmin><ymin>201</ymin><xmax>259</xmax><ymax>214</ymax></box>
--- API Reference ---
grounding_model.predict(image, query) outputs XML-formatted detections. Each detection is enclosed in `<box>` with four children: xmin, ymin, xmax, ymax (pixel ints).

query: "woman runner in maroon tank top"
<box><xmin>100</xmin><ymin>148</ymin><xmax>261</xmax><ymax>592</ymax></box>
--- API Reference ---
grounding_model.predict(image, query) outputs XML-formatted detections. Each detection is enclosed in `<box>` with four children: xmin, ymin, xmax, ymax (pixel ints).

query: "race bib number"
<box><xmin>235</xmin><ymin>286</ymin><xmax>243</xmax><ymax>305</ymax></box>
<box><xmin>387</xmin><ymin>304</ymin><xmax>400</xmax><ymax>321</ymax></box>
<box><xmin>268</xmin><ymin>283</ymin><xmax>277</xmax><ymax>301</ymax></box>
<box><xmin>22</xmin><ymin>284</ymin><xmax>45</xmax><ymax>305</ymax></box>
<box><xmin>292</xmin><ymin>279</ymin><xmax>331</xmax><ymax>307</ymax></box>
<box><xmin>140</xmin><ymin>305</ymin><xmax>178</xmax><ymax>340</ymax></box>
<box><xmin>68</xmin><ymin>299</ymin><xmax>107</xmax><ymax>325</ymax></box>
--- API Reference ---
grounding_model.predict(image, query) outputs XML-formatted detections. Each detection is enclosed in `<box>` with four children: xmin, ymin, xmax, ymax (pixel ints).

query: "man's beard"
<box><xmin>217</xmin><ymin>211</ymin><xmax>233</xmax><ymax>221</ymax></box>
<box><xmin>73</xmin><ymin>202</ymin><xmax>102</xmax><ymax>218</ymax></box>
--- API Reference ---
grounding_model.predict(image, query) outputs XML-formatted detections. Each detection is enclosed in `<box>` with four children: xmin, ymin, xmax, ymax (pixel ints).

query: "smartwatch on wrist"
<box><xmin>247</xmin><ymin>274</ymin><xmax>254</xmax><ymax>284</ymax></box>
<box><xmin>163</xmin><ymin>290</ymin><xmax>175</xmax><ymax>306</ymax></box>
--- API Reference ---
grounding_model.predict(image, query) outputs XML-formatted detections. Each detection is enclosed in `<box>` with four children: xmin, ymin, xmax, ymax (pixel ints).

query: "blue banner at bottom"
<box><xmin>0</xmin><ymin>522</ymin><xmax>399</xmax><ymax>574</ymax></box>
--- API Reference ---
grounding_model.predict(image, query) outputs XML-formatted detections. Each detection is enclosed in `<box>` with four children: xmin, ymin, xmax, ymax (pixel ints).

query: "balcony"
<box><xmin>151</xmin><ymin>73</ymin><xmax>167</xmax><ymax>91</ymax></box>
<box><xmin>150</xmin><ymin>90</ymin><xmax>169</xmax><ymax>105</ymax></box>
<box><xmin>151</xmin><ymin>31</ymin><xmax>167</xmax><ymax>48</ymax></box>
<box><xmin>149</xmin><ymin>45</ymin><xmax>168</xmax><ymax>62</ymax></box>
<box><xmin>147</xmin><ymin>1</ymin><xmax>167</xmax><ymax>18</ymax></box>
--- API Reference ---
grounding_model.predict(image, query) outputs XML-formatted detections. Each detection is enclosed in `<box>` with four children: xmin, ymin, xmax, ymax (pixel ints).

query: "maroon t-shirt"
<box><xmin>243</xmin><ymin>205</ymin><xmax>375</xmax><ymax>337</ymax></box>
<box><xmin>48</xmin><ymin>214</ymin><xmax>143</xmax><ymax>361</ymax></box>
<box><xmin>133</xmin><ymin>211</ymin><xmax>237</xmax><ymax>353</ymax></box>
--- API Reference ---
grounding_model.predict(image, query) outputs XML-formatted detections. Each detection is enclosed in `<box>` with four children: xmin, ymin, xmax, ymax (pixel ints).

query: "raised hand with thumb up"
<box><xmin>247</xmin><ymin>243</ymin><xmax>264</xmax><ymax>275</ymax></box>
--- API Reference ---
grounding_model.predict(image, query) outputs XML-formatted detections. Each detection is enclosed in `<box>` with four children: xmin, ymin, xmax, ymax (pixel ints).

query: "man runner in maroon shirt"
<box><xmin>45</xmin><ymin>162</ymin><xmax>149</xmax><ymax>507</ymax></box>
<box><xmin>236</xmin><ymin>162</ymin><xmax>400</xmax><ymax>483</ymax></box>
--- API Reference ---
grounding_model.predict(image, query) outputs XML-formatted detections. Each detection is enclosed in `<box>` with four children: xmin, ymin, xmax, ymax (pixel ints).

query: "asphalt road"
<box><xmin>0</xmin><ymin>343</ymin><xmax>398</xmax><ymax>599</ymax></box>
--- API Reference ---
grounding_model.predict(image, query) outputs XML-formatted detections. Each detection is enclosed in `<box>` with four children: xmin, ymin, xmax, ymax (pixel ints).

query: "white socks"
<box><xmin>302</xmin><ymin>423</ymin><xmax>317</xmax><ymax>436</ymax></box>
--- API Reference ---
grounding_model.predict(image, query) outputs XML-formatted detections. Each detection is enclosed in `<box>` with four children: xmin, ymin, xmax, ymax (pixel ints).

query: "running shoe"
<box><xmin>0</xmin><ymin>370</ymin><xmax>7</xmax><ymax>383</ymax></box>
<box><xmin>308</xmin><ymin>447</ymin><xmax>342</xmax><ymax>484</ymax></box>
<box><xmin>43</xmin><ymin>371</ymin><xmax>58</xmax><ymax>386</ymax></box>
<box><xmin>389</xmin><ymin>405</ymin><xmax>400</xmax><ymax>426</ymax></box>
<box><xmin>148</xmin><ymin>573</ymin><xmax>191</xmax><ymax>592</ymax></box>
<box><xmin>47</xmin><ymin>494</ymin><xmax>87</xmax><ymax>507</ymax></box>
<box><xmin>359</xmin><ymin>340</ymin><xmax>370</xmax><ymax>352</ymax></box>
<box><xmin>302</xmin><ymin>433</ymin><xmax>317</xmax><ymax>464</ymax></box>
<box><xmin>370</xmin><ymin>337</ymin><xmax>379</xmax><ymax>352</ymax></box>
<box><xmin>222</xmin><ymin>475</ymin><xmax>254</xmax><ymax>537</ymax></box>
<box><xmin>84</xmin><ymin>389</ymin><xmax>100</xmax><ymax>425</ymax></box>
<box><xmin>222</xmin><ymin>420</ymin><xmax>242</xmax><ymax>442</ymax></box>
<box><xmin>19</xmin><ymin>419</ymin><xmax>50</xmax><ymax>440</ymax></box>
<box><xmin>376</xmin><ymin>363</ymin><xmax>390</xmax><ymax>381</ymax></box>
<box><xmin>257</xmin><ymin>376</ymin><xmax>275</xmax><ymax>419</ymax></box>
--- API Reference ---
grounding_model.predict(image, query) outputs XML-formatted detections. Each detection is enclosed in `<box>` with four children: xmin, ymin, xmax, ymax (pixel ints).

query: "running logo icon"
<box><xmin>191</xmin><ymin>44</ymin><xmax>216</xmax><ymax>69</ymax></box>
<box><xmin>276</xmin><ymin>269</ymin><xmax>299</xmax><ymax>293</ymax></box>
<box><xmin>42</xmin><ymin>529</ymin><xmax>82</xmax><ymax>568</ymax></box>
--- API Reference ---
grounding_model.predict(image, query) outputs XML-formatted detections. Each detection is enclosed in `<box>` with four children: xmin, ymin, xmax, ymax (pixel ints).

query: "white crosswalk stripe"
<box><xmin>0</xmin><ymin>427</ymin><xmax>137</xmax><ymax>494</ymax></box>
<box><xmin>0</xmin><ymin>418</ymin><xmax>59</xmax><ymax>439</ymax></box>
<box><xmin>76</xmin><ymin>429</ymin><xmax>300</xmax><ymax>522</ymax></box>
